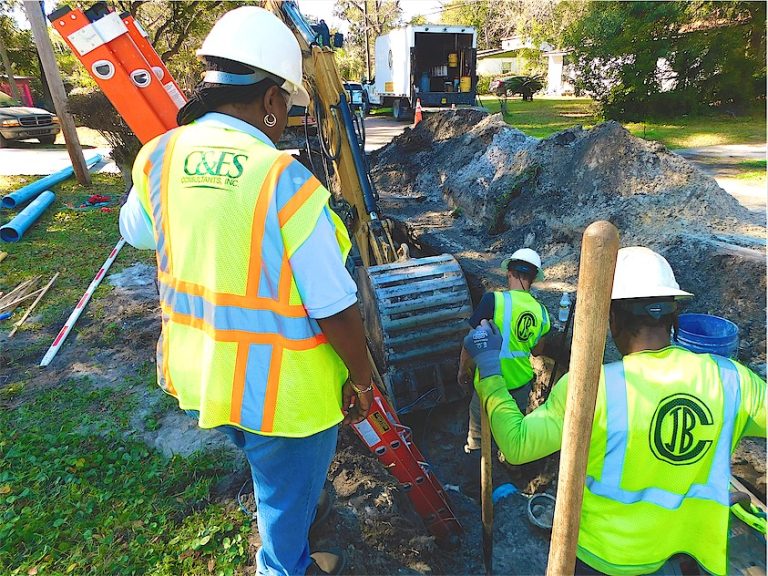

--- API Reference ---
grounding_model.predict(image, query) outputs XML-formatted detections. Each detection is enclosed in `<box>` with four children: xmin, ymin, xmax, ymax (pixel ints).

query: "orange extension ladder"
<box><xmin>49</xmin><ymin>1</ymin><xmax>186</xmax><ymax>143</ymax></box>
<box><xmin>353</xmin><ymin>382</ymin><xmax>462</xmax><ymax>540</ymax></box>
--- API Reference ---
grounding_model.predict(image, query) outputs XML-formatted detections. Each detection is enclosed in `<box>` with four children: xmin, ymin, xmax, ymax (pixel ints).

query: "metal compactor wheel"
<box><xmin>357</xmin><ymin>254</ymin><xmax>473</xmax><ymax>414</ymax></box>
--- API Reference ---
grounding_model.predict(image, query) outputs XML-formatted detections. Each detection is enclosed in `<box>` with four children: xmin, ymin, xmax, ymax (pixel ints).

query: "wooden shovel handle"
<box><xmin>481</xmin><ymin>401</ymin><xmax>493</xmax><ymax>576</ymax></box>
<box><xmin>546</xmin><ymin>221</ymin><xmax>619</xmax><ymax>576</ymax></box>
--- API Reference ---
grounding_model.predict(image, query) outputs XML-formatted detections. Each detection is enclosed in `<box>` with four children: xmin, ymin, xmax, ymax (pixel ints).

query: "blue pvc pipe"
<box><xmin>1</xmin><ymin>190</ymin><xmax>55</xmax><ymax>242</ymax></box>
<box><xmin>1</xmin><ymin>154</ymin><xmax>102</xmax><ymax>209</ymax></box>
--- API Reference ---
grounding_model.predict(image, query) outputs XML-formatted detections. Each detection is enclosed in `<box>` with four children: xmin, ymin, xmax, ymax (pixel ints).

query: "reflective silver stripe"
<box><xmin>534</xmin><ymin>302</ymin><xmax>548</xmax><ymax>345</ymax></box>
<box><xmin>499</xmin><ymin>291</ymin><xmax>524</xmax><ymax>359</ymax></box>
<box><xmin>147</xmin><ymin>131</ymin><xmax>176</xmax><ymax>273</ymax></box>
<box><xmin>586</xmin><ymin>357</ymin><xmax>740</xmax><ymax>509</ymax></box>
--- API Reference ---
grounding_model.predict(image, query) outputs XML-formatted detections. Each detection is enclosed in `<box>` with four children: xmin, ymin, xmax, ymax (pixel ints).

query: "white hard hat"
<box><xmin>197</xmin><ymin>7</ymin><xmax>310</xmax><ymax>107</ymax></box>
<box><xmin>501</xmin><ymin>248</ymin><xmax>544</xmax><ymax>281</ymax></box>
<box><xmin>611</xmin><ymin>247</ymin><xmax>693</xmax><ymax>300</ymax></box>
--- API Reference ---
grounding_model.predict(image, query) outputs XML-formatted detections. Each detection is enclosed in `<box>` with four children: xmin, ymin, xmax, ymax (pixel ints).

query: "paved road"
<box><xmin>0</xmin><ymin>145</ymin><xmax>117</xmax><ymax>176</ymax></box>
<box><xmin>363</xmin><ymin>115</ymin><xmax>409</xmax><ymax>152</ymax></box>
<box><xmin>675</xmin><ymin>144</ymin><xmax>766</xmax><ymax>213</ymax></box>
<box><xmin>0</xmin><ymin>116</ymin><xmax>406</xmax><ymax>176</ymax></box>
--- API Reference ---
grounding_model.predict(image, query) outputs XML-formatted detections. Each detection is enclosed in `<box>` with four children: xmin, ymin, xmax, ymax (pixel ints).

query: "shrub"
<box><xmin>67</xmin><ymin>90</ymin><xmax>141</xmax><ymax>194</ymax></box>
<box><xmin>476</xmin><ymin>75</ymin><xmax>493</xmax><ymax>95</ymax></box>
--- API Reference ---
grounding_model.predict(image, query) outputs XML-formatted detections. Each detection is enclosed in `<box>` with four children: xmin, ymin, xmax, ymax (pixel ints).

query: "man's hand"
<box><xmin>463</xmin><ymin>319</ymin><xmax>503</xmax><ymax>379</ymax></box>
<box><xmin>342</xmin><ymin>379</ymin><xmax>374</xmax><ymax>425</ymax></box>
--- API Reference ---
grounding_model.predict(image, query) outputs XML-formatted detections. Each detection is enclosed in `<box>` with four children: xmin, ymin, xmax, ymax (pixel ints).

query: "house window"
<box><xmin>501</xmin><ymin>61</ymin><xmax>513</xmax><ymax>74</ymax></box>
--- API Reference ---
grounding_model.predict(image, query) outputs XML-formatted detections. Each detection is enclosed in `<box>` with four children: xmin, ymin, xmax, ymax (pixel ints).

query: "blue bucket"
<box><xmin>677</xmin><ymin>313</ymin><xmax>739</xmax><ymax>358</ymax></box>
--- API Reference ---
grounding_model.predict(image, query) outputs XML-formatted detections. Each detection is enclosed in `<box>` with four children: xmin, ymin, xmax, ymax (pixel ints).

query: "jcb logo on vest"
<box><xmin>650</xmin><ymin>393</ymin><xmax>714</xmax><ymax>465</ymax></box>
<box><xmin>516</xmin><ymin>312</ymin><xmax>537</xmax><ymax>341</ymax></box>
<box><xmin>181</xmin><ymin>149</ymin><xmax>249</xmax><ymax>187</ymax></box>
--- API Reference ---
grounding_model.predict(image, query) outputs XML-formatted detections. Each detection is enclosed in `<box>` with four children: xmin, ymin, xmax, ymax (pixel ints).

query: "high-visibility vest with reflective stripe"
<box><xmin>578</xmin><ymin>347</ymin><xmax>742</xmax><ymax>575</ymax></box>
<box><xmin>132</xmin><ymin>122</ymin><xmax>352</xmax><ymax>437</ymax></box>
<box><xmin>482</xmin><ymin>290</ymin><xmax>549</xmax><ymax>389</ymax></box>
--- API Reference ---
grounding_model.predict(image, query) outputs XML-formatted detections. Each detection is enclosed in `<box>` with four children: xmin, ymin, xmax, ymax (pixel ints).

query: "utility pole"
<box><xmin>0</xmin><ymin>32</ymin><xmax>22</xmax><ymax>102</ymax></box>
<box><xmin>24</xmin><ymin>0</ymin><xmax>91</xmax><ymax>186</ymax></box>
<box><xmin>363</xmin><ymin>0</ymin><xmax>372</xmax><ymax>81</ymax></box>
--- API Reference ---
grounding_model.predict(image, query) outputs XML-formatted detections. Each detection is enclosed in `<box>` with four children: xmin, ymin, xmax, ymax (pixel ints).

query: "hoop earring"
<box><xmin>264</xmin><ymin>113</ymin><xmax>277</xmax><ymax>127</ymax></box>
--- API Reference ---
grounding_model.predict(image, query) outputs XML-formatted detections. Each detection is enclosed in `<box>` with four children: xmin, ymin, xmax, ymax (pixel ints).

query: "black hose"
<box><xmin>302</xmin><ymin>109</ymin><xmax>318</xmax><ymax>175</ymax></box>
<box><xmin>314</xmin><ymin>99</ymin><xmax>341</xmax><ymax>161</ymax></box>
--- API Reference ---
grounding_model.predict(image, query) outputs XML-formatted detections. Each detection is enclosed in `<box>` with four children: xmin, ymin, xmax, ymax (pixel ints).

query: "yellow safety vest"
<box><xmin>482</xmin><ymin>290</ymin><xmax>550</xmax><ymax>389</ymax></box>
<box><xmin>579</xmin><ymin>348</ymin><xmax>744</xmax><ymax>575</ymax></box>
<box><xmin>132</xmin><ymin>122</ymin><xmax>351</xmax><ymax>437</ymax></box>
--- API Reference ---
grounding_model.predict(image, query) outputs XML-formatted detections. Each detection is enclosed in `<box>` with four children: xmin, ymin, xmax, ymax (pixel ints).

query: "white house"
<box><xmin>477</xmin><ymin>37</ymin><xmax>574</xmax><ymax>96</ymax></box>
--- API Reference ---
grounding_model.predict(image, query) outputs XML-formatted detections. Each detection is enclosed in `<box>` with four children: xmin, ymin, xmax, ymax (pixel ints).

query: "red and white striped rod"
<box><xmin>39</xmin><ymin>237</ymin><xmax>127</xmax><ymax>367</ymax></box>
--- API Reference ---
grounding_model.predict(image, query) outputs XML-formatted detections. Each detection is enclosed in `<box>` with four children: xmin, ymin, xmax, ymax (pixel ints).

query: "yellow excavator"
<box><xmin>266</xmin><ymin>0</ymin><xmax>473</xmax><ymax>416</ymax></box>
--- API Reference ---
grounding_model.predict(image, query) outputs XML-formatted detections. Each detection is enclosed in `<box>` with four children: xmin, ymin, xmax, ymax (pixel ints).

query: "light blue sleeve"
<box><xmin>290</xmin><ymin>205</ymin><xmax>358</xmax><ymax>319</ymax></box>
<box><xmin>118</xmin><ymin>187</ymin><xmax>155</xmax><ymax>250</ymax></box>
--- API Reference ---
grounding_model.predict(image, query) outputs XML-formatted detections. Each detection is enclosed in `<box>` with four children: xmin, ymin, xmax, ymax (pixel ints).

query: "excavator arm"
<box><xmin>266</xmin><ymin>0</ymin><xmax>473</xmax><ymax>418</ymax></box>
<box><xmin>267</xmin><ymin>0</ymin><xmax>399</xmax><ymax>267</ymax></box>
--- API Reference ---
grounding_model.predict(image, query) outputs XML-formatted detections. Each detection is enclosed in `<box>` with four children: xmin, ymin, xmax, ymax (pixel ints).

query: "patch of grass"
<box><xmin>732</xmin><ymin>170</ymin><xmax>767</xmax><ymax>183</ymax></box>
<box><xmin>479</xmin><ymin>96</ymin><xmax>600</xmax><ymax>139</ymax></box>
<box><xmin>737</xmin><ymin>160</ymin><xmax>767</xmax><ymax>170</ymax></box>
<box><xmin>0</xmin><ymin>174</ymin><xmax>154</xmax><ymax>334</ymax></box>
<box><xmin>0</xmin><ymin>377</ymin><xmax>251</xmax><ymax>575</ymax></box>
<box><xmin>478</xmin><ymin>96</ymin><xmax>767</xmax><ymax>149</ymax></box>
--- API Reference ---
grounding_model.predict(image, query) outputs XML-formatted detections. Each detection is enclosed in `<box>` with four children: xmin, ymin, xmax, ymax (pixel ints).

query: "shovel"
<box><xmin>481</xmin><ymin>402</ymin><xmax>493</xmax><ymax>575</ymax></box>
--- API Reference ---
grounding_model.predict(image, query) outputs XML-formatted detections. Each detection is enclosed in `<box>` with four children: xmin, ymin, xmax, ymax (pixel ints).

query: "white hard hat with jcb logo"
<box><xmin>501</xmin><ymin>248</ymin><xmax>544</xmax><ymax>281</ymax></box>
<box><xmin>196</xmin><ymin>6</ymin><xmax>310</xmax><ymax>108</ymax></box>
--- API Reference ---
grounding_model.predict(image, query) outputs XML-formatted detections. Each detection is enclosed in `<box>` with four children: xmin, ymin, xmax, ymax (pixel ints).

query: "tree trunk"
<box><xmin>0</xmin><ymin>32</ymin><xmax>22</xmax><ymax>102</ymax></box>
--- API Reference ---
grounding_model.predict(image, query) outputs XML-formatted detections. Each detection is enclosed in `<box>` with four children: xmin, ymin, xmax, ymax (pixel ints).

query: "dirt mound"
<box><xmin>372</xmin><ymin>109</ymin><xmax>766</xmax><ymax>371</ymax></box>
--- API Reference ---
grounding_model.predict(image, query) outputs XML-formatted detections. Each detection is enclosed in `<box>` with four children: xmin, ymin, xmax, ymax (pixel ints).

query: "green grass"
<box><xmin>0</xmin><ymin>175</ymin><xmax>256</xmax><ymax>575</ymax></box>
<box><xmin>0</xmin><ymin>174</ymin><xmax>153</xmax><ymax>333</ymax></box>
<box><xmin>732</xmin><ymin>160</ymin><xmax>767</xmax><ymax>182</ymax></box>
<box><xmin>0</xmin><ymin>377</ymin><xmax>251</xmax><ymax>576</ymax></box>
<box><xmin>478</xmin><ymin>96</ymin><xmax>767</xmax><ymax>149</ymax></box>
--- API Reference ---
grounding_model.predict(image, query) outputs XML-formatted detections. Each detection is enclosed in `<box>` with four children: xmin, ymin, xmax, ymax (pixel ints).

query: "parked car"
<box><xmin>489</xmin><ymin>75</ymin><xmax>544</xmax><ymax>102</ymax></box>
<box><xmin>0</xmin><ymin>90</ymin><xmax>61</xmax><ymax>147</ymax></box>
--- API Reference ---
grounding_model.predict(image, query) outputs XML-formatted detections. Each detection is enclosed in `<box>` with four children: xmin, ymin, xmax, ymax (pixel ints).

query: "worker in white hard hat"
<box><xmin>463</xmin><ymin>247</ymin><xmax>766</xmax><ymax>576</ymax></box>
<box><xmin>119</xmin><ymin>7</ymin><xmax>371</xmax><ymax>575</ymax></box>
<box><xmin>458</xmin><ymin>247</ymin><xmax>551</xmax><ymax>456</ymax></box>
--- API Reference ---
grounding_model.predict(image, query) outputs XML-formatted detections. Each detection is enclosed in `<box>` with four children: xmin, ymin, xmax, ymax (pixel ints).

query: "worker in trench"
<box><xmin>463</xmin><ymin>246</ymin><xmax>766</xmax><ymax>576</ymax></box>
<box><xmin>118</xmin><ymin>7</ymin><xmax>372</xmax><ymax>576</ymax></box>
<box><xmin>457</xmin><ymin>248</ymin><xmax>552</xmax><ymax>493</ymax></box>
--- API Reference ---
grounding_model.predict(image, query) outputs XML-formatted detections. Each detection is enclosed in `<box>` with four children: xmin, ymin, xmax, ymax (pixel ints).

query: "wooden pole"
<box><xmin>23</xmin><ymin>0</ymin><xmax>91</xmax><ymax>186</ymax></box>
<box><xmin>480</xmin><ymin>404</ymin><xmax>493</xmax><ymax>576</ymax></box>
<box><xmin>0</xmin><ymin>32</ymin><xmax>23</xmax><ymax>102</ymax></box>
<box><xmin>9</xmin><ymin>272</ymin><xmax>59</xmax><ymax>337</ymax></box>
<box><xmin>546</xmin><ymin>221</ymin><xmax>619</xmax><ymax>576</ymax></box>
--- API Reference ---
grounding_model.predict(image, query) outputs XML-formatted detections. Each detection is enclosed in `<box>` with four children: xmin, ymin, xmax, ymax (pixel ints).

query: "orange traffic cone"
<box><xmin>413</xmin><ymin>98</ymin><xmax>423</xmax><ymax>127</ymax></box>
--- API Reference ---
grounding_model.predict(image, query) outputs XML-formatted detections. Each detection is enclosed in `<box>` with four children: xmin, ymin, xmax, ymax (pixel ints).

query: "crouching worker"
<box><xmin>463</xmin><ymin>247</ymin><xmax>766</xmax><ymax>576</ymax></box>
<box><xmin>458</xmin><ymin>248</ymin><xmax>551</xmax><ymax>456</ymax></box>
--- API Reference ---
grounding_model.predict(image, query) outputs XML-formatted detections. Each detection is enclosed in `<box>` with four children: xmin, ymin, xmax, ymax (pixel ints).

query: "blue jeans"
<box><xmin>204</xmin><ymin>414</ymin><xmax>338</xmax><ymax>576</ymax></box>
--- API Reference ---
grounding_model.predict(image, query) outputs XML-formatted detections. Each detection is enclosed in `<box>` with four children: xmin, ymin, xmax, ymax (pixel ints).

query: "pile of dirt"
<box><xmin>372</xmin><ymin>110</ymin><xmax>766</xmax><ymax>371</ymax></box>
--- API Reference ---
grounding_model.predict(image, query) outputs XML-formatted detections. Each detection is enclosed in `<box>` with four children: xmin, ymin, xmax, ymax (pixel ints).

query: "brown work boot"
<box><xmin>305</xmin><ymin>550</ymin><xmax>347</xmax><ymax>575</ymax></box>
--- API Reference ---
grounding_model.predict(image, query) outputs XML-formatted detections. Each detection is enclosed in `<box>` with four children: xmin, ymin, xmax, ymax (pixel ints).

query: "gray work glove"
<box><xmin>463</xmin><ymin>319</ymin><xmax>502</xmax><ymax>379</ymax></box>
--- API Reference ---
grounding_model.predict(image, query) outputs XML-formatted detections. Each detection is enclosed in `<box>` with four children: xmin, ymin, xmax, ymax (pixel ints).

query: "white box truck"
<box><xmin>363</xmin><ymin>25</ymin><xmax>477</xmax><ymax>120</ymax></box>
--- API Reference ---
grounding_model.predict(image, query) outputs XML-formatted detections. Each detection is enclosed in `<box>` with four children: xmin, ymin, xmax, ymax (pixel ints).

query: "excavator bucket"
<box><xmin>358</xmin><ymin>254</ymin><xmax>473</xmax><ymax>414</ymax></box>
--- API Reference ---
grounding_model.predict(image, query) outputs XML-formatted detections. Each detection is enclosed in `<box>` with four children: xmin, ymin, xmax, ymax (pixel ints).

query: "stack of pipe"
<box><xmin>0</xmin><ymin>154</ymin><xmax>102</xmax><ymax>243</ymax></box>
